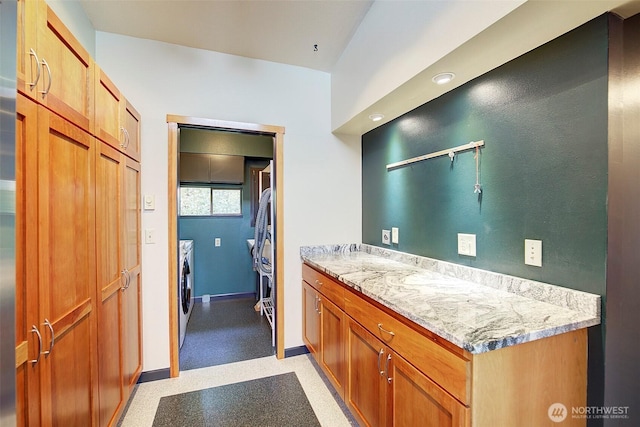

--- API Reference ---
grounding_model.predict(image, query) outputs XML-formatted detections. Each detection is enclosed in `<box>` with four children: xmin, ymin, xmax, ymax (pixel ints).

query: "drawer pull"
<box><xmin>315</xmin><ymin>279</ymin><xmax>323</xmax><ymax>287</ymax></box>
<box><xmin>385</xmin><ymin>354</ymin><xmax>393</xmax><ymax>384</ymax></box>
<box><xmin>377</xmin><ymin>323</ymin><xmax>395</xmax><ymax>338</ymax></box>
<box><xmin>377</xmin><ymin>348</ymin><xmax>385</xmax><ymax>376</ymax></box>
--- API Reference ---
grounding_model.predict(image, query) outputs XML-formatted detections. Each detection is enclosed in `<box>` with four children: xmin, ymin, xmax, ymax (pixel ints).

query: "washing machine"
<box><xmin>179</xmin><ymin>240</ymin><xmax>194</xmax><ymax>348</ymax></box>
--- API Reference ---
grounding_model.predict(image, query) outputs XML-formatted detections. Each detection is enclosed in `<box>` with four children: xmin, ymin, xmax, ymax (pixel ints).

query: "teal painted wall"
<box><xmin>363</xmin><ymin>15</ymin><xmax>608</xmax><ymax>297</ymax></box>
<box><xmin>179</xmin><ymin>158</ymin><xmax>270</xmax><ymax>297</ymax></box>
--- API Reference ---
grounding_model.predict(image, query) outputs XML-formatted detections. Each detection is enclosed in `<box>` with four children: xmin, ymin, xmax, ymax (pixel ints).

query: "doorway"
<box><xmin>167</xmin><ymin>115</ymin><xmax>285</xmax><ymax>378</ymax></box>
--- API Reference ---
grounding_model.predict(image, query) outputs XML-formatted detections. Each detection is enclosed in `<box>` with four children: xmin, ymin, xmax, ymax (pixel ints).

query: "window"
<box><xmin>180</xmin><ymin>187</ymin><xmax>242</xmax><ymax>216</ymax></box>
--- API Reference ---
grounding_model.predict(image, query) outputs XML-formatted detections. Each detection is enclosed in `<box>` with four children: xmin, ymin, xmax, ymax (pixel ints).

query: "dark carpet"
<box><xmin>179</xmin><ymin>297</ymin><xmax>274</xmax><ymax>371</ymax></box>
<box><xmin>152</xmin><ymin>373</ymin><xmax>320</xmax><ymax>427</ymax></box>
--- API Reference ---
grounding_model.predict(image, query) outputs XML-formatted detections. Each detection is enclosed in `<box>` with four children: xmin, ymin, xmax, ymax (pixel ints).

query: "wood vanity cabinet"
<box><xmin>302</xmin><ymin>262</ymin><xmax>588</xmax><ymax>427</ymax></box>
<box><xmin>302</xmin><ymin>265</ymin><xmax>346</xmax><ymax>397</ymax></box>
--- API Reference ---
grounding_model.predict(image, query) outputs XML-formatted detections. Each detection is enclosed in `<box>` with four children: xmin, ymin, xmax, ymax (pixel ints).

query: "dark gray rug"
<box><xmin>180</xmin><ymin>298</ymin><xmax>274</xmax><ymax>371</ymax></box>
<box><xmin>152</xmin><ymin>373</ymin><xmax>320</xmax><ymax>427</ymax></box>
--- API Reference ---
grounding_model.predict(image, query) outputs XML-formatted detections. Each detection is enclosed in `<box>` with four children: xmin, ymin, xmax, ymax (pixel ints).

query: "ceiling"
<box><xmin>80</xmin><ymin>0</ymin><xmax>373</xmax><ymax>73</ymax></box>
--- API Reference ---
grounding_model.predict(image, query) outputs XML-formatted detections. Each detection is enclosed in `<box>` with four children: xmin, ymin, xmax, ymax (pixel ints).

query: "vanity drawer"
<box><xmin>302</xmin><ymin>263</ymin><xmax>345</xmax><ymax>310</ymax></box>
<box><xmin>345</xmin><ymin>289</ymin><xmax>470</xmax><ymax>404</ymax></box>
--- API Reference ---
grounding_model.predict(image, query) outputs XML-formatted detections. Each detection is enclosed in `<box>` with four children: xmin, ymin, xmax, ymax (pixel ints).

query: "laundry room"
<box><xmin>177</xmin><ymin>127</ymin><xmax>275</xmax><ymax>371</ymax></box>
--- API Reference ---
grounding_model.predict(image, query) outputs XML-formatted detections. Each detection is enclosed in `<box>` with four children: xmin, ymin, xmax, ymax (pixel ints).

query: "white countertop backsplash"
<box><xmin>300</xmin><ymin>244</ymin><xmax>600</xmax><ymax>354</ymax></box>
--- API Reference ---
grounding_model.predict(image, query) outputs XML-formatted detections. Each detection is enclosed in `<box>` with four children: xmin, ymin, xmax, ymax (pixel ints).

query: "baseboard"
<box><xmin>137</xmin><ymin>368</ymin><xmax>170</xmax><ymax>383</ymax></box>
<box><xmin>284</xmin><ymin>345</ymin><xmax>310</xmax><ymax>358</ymax></box>
<box><xmin>196</xmin><ymin>292</ymin><xmax>256</xmax><ymax>302</ymax></box>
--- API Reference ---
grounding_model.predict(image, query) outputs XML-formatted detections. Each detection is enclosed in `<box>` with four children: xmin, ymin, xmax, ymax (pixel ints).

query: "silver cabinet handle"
<box><xmin>316</xmin><ymin>297</ymin><xmax>321</xmax><ymax>316</ymax></box>
<box><xmin>30</xmin><ymin>325</ymin><xmax>42</xmax><ymax>365</ymax></box>
<box><xmin>313</xmin><ymin>295</ymin><xmax>318</xmax><ymax>312</ymax></box>
<box><xmin>120</xmin><ymin>269</ymin><xmax>128</xmax><ymax>291</ymax></box>
<box><xmin>377</xmin><ymin>348</ymin><xmax>385</xmax><ymax>376</ymax></box>
<box><xmin>123</xmin><ymin>128</ymin><xmax>131</xmax><ymax>149</ymax></box>
<box><xmin>315</xmin><ymin>279</ymin><xmax>323</xmax><ymax>287</ymax></box>
<box><xmin>385</xmin><ymin>353</ymin><xmax>393</xmax><ymax>384</ymax></box>
<box><xmin>126</xmin><ymin>270</ymin><xmax>132</xmax><ymax>290</ymax></box>
<box><xmin>40</xmin><ymin>58</ymin><xmax>52</xmax><ymax>96</ymax></box>
<box><xmin>119</xmin><ymin>127</ymin><xmax>126</xmax><ymax>149</ymax></box>
<box><xmin>43</xmin><ymin>319</ymin><xmax>54</xmax><ymax>356</ymax></box>
<box><xmin>377</xmin><ymin>323</ymin><xmax>395</xmax><ymax>338</ymax></box>
<box><xmin>28</xmin><ymin>48</ymin><xmax>41</xmax><ymax>90</ymax></box>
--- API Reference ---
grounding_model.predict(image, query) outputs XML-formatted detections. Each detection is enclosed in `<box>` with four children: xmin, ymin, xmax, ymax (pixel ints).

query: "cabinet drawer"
<box><xmin>302</xmin><ymin>264</ymin><xmax>344</xmax><ymax>310</ymax></box>
<box><xmin>345</xmin><ymin>289</ymin><xmax>470</xmax><ymax>405</ymax></box>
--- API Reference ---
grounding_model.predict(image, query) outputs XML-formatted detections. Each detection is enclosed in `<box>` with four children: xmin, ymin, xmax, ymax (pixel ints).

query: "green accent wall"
<box><xmin>363</xmin><ymin>15</ymin><xmax>608</xmax><ymax>297</ymax></box>
<box><xmin>179</xmin><ymin>158</ymin><xmax>270</xmax><ymax>297</ymax></box>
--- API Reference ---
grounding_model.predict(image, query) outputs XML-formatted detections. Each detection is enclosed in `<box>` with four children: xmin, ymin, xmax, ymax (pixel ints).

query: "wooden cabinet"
<box><xmin>15</xmin><ymin>5</ymin><xmax>142</xmax><ymax>425</ymax></box>
<box><xmin>95</xmin><ymin>67</ymin><xmax>142</xmax><ymax>162</ymax></box>
<box><xmin>15</xmin><ymin>98</ymin><xmax>99</xmax><ymax>427</ymax></box>
<box><xmin>302</xmin><ymin>262</ymin><xmax>588</xmax><ymax>427</ymax></box>
<box><xmin>17</xmin><ymin>0</ymin><xmax>94</xmax><ymax>133</ymax></box>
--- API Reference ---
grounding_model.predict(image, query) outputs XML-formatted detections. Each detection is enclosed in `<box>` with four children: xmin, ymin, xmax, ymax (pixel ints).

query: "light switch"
<box><xmin>457</xmin><ymin>233</ymin><xmax>476</xmax><ymax>257</ymax></box>
<box><xmin>143</xmin><ymin>194</ymin><xmax>155</xmax><ymax>210</ymax></box>
<box><xmin>391</xmin><ymin>227</ymin><xmax>399</xmax><ymax>244</ymax></box>
<box><xmin>525</xmin><ymin>239</ymin><xmax>542</xmax><ymax>267</ymax></box>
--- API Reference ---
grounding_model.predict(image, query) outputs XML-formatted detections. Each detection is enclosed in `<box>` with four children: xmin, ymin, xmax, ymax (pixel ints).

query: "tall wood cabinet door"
<box><xmin>122</xmin><ymin>100</ymin><xmax>141</xmax><ymax>162</ymax></box>
<box><xmin>35</xmin><ymin>2</ymin><xmax>94</xmax><ymax>133</ymax></box>
<box><xmin>96</xmin><ymin>142</ymin><xmax>125</xmax><ymax>427</ymax></box>
<box><xmin>95</xmin><ymin>68</ymin><xmax>123</xmax><ymax>152</ymax></box>
<box><xmin>302</xmin><ymin>282</ymin><xmax>320</xmax><ymax>359</ymax></box>
<box><xmin>15</xmin><ymin>94</ymin><xmax>42</xmax><ymax>427</ymax></box>
<box><xmin>388</xmin><ymin>352</ymin><xmax>470</xmax><ymax>427</ymax></box>
<box><xmin>320</xmin><ymin>296</ymin><xmax>345</xmax><ymax>398</ymax></box>
<box><xmin>345</xmin><ymin>319</ymin><xmax>387</xmax><ymax>427</ymax></box>
<box><xmin>37</xmin><ymin>107</ymin><xmax>98</xmax><ymax>427</ymax></box>
<box><xmin>122</xmin><ymin>158</ymin><xmax>142</xmax><ymax>392</ymax></box>
<box><xmin>16</xmin><ymin>0</ymin><xmax>39</xmax><ymax>101</ymax></box>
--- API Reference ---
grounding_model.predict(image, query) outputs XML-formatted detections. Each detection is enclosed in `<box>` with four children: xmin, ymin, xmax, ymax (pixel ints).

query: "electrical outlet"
<box><xmin>145</xmin><ymin>229</ymin><xmax>156</xmax><ymax>244</ymax></box>
<box><xmin>215</xmin><ymin>238</ymin><xmax>221</xmax><ymax>247</ymax></box>
<box><xmin>525</xmin><ymin>239</ymin><xmax>542</xmax><ymax>267</ymax></box>
<box><xmin>391</xmin><ymin>227</ymin><xmax>399</xmax><ymax>244</ymax></box>
<box><xmin>457</xmin><ymin>233</ymin><xmax>476</xmax><ymax>257</ymax></box>
<box><xmin>382</xmin><ymin>229</ymin><xmax>391</xmax><ymax>245</ymax></box>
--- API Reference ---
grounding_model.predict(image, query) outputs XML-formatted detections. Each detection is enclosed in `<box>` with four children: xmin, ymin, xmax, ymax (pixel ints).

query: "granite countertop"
<box><xmin>300</xmin><ymin>244</ymin><xmax>601</xmax><ymax>354</ymax></box>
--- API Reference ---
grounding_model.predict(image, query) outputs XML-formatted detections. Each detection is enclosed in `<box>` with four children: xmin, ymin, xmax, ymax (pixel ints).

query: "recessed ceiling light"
<box><xmin>432</xmin><ymin>72</ymin><xmax>455</xmax><ymax>85</ymax></box>
<box><xmin>369</xmin><ymin>113</ymin><xmax>384</xmax><ymax>122</ymax></box>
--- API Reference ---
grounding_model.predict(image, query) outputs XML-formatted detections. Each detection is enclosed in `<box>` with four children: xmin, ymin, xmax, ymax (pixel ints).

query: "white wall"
<box><xmin>96</xmin><ymin>33</ymin><xmax>362</xmax><ymax>371</ymax></box>
<box><xmin>330</xmin><ymin>0</ymin><xmax>524</xmax><ymax>131</ymax></box>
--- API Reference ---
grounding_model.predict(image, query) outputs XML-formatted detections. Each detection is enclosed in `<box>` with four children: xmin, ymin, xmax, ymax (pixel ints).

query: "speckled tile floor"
<box><xmin>118</xmin><ymin>354</ymin><xmax>354</xmax><ymax>427</ymax></box>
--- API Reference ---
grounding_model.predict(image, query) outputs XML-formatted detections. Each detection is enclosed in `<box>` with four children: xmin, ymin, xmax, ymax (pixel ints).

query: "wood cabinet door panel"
<box><xmin>16</xmin><ymin>0</ymin><xmax>39</xmax><ymax>101</ymax></box>
<box><xmin>122</xmin><ymin>269</ymin><xmax>142</xmax><ymax>392</ymax></box>
<box><xmin>123</xmin><ymin>100</ymin><xmax>141</xmax><ymax>162</ymax></box>
<box><xmin>95</xmin><ymin>68</ymin><xmax>123</xmax><ymax>150</ymax></box>
<box><xmin>390</xmin><ymin>352</ymin><xmax>469</xmax><ymax>427</ymax></box>
<box><xmin>320</xmin><ymin>296</ymin><xmax>345</xmax><ymax>397</ymax></box>
<box><xmin>37</xmin><ymin>4</ymin><xmax>93</xmax><ymax>133</ymax></box>
<box><xmin>302</xmin><ymin>282</ymin><xmax>320</xmax><ymax>358</ymax></box>
<box><xmin>37</xmin><ymin>107</ymin><xmax>97</xmax><ymax>426</ymax></box>
<box><xmin>123</xmin><ymin>158</ymin><xmax>140</xmax><ymax>272</ymax></box>
<box><xmin>345</xmin><ymin>319</ymin><xmax>386</xmax><ymax>427</ymax></box>
<box><xmin>96</xmin><ymin>142</ymin><xmax>124</xmax><ymax>426</ymax></box>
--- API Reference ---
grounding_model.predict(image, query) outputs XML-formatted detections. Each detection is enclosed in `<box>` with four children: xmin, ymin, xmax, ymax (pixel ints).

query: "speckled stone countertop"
<box><xmin>300</xmin><ymin>244</ymin><xmax>601</xmax><ymax>354</ymax></box>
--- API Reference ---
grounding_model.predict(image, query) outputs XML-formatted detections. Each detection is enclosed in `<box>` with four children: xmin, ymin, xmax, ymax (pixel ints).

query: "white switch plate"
<box><xmin>391</xmin><ymin>227</ymin><xmax>399</xmax><ymax>244</ymax></box>
<box><xmin>525</xmin><ymin>239</ymin><xmax>542</xmax><ymax>267</ymax></box>
<box><xmin>382</xmin><ymin>229</ymin><xmax>391</xmax><ymax>245</ymax></box>
<box><xmin>144</xmin><ymin>229</ymin><xmax>156</xmax><ymax>244</ymax></box>
<box><xmin>215</xmin><ymin>238</ymin><xmax>221</xmax><ymax>247</ymax></box>
<box><xmin>457</xmin><ymin>233</ymin><xmax>476</xmax><ymax>257</ymax></box>
<box><xmin>143</xmin><ymin>194</ymin><xmax>155</xmax><ymax>210</ymax></box>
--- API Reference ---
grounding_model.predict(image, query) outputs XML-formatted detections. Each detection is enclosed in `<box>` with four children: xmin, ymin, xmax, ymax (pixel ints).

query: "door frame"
<box><xmin>167</xmin><ymin>115</ymin><xmax>285</xmax><ymax>377</ymax></box>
